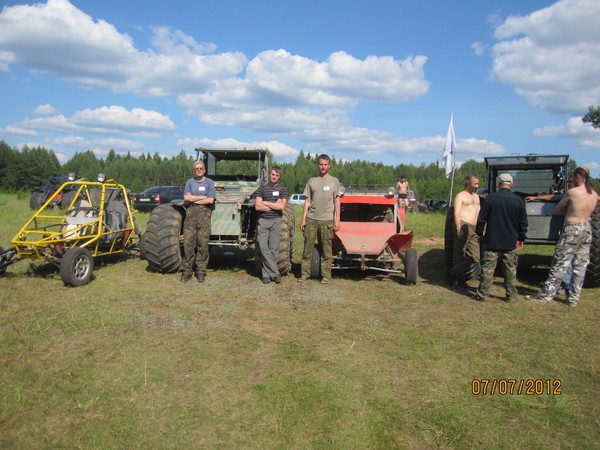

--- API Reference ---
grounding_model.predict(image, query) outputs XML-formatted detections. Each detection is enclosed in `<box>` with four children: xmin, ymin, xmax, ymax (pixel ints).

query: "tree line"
<box><xmin>2</xmin><ymin>139</ymin><xmax>592</xmax><ymax>202</ymax></box>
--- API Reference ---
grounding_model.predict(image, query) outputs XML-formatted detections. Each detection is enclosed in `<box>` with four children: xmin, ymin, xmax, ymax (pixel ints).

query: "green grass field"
<box><xmin>1</xmin><ymin>194</ymin><xmax>598</xmax><ymax>448</ymax></box>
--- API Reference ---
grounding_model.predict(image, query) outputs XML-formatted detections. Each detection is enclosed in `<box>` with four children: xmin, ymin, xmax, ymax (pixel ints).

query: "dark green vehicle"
<box><xmin>142</xmin><ymin>148</ymin><xmax>295</xmax><ymax>276</ymax></box>
<box><xmin>445</xmin><ymin>154</ymin><xmax>600</xmax><ymax>286</ymax></box>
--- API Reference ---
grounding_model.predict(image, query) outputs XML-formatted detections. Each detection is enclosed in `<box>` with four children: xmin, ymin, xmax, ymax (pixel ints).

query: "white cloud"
<box><xmin>47</xmin><ymin>135</ymin><xmax>145</xmax><ymax>151</ymax></box>
<box><xmin>0</xmin><ymin>0</ymin><xmax>246</xmax><ymax>96</ymax></box>
<box><xmin>71</xmin><ymin>106</ymin><xmax>175</xmax><ymax>131</ymax></box>
<box><xmin>533</xmin><ymin>116</ymin><xmax>600</xmax><ymax>149</ymax></box>
<box><xmin>0</xmin><ymin>124</ymin><xmax>37</xmax><ymax>135</ymax></box>
<box><xmin>15</xmin><ymin>106</ymin><xmax>174</xmax><ymax>138</ymax></box>
<box><xmin>471</xmin><ymin>42</ymin><xmax>486</xmax><ymax>56</ymax></box>
<box><xmin>32</xmin><ymin>104</ymin><xmax>57</xmax><ymax>115</ymax></box>
<box><xmin>176</xmin><ymin>137</ymin><xmax>299</xmax><ymax>159</ymax></box>
<box><xmin>491</xmin><ymin>0</ymin><xmax>600</xmax><ymax>113</ymax></box>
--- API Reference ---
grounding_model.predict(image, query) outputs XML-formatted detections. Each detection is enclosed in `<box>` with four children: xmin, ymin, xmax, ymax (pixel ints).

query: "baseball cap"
<box><xmin>498</xmin><ymin>173</ymin><xmax>513</xmax><ymax>184</ymax></box>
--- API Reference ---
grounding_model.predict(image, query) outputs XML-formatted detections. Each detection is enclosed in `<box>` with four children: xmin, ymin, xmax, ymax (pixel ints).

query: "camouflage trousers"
<box><xmin>537</xmin><ymin>223</ymin><xmax>592</xmax><ymax>304</ymax></box>
<box><xmin>301</xmin><ymin>218</ymin><xmax>334</xmax><ymax>279</ymax></box>
<box><xmin>477</xmin><ymin>248</ymin><xmax>519</xmax><ymax>299</ymax></box>
<box><xmin>449</xmin><ymin>222</ymin><xmax>481</xmax><ymax>280</ymax></box>
<box><xmin>182</xmin><ymin>205</ymin><xmax>212</xmax><ymax>275</ymax></box>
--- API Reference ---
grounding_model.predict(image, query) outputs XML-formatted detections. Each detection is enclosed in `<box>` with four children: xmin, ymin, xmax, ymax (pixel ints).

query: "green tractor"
<box><xmin>142</xmin><ymin>148</ymin><xmax>295</xmax><ymax>275</ymax></box>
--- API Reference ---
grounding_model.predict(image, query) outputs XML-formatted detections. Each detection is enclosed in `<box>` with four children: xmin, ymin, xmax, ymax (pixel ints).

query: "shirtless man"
<box><xmin>448</xmin><ymin>174</ymin><xmax>481</xmax><ymax>285</ymax></box>
<box><xmin>396</xmin><ymin>176</ymin><xmax>409</xmax><ymax>208</ymax></box>
<box><xmin>529</xmin><ymin>166</ymin><xmax>600</xmax><ymax>306</ymax></box>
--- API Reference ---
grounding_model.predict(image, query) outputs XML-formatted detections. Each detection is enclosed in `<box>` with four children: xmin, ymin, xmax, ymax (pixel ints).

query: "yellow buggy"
<box><xmin>0</xmin><ymin>176</ymin><xmax>140</xmax><ymax>286</ymax></box>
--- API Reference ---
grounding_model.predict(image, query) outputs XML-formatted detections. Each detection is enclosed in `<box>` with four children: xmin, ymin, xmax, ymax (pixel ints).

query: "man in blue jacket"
<box><xmin>475</xmin><ymin>173</ymin><xmax>528</xmax><ymax>302</ymax></box>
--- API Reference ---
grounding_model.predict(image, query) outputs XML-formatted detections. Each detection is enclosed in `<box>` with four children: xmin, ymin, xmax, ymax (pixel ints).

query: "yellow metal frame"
<box><xmin>11</xmin><ymin>178</ymin><xmax>137</xmax><ymax>264</ymax></box>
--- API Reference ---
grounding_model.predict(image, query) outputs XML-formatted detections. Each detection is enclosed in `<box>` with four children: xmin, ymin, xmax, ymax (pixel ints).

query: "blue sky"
<box><xmin>1</xmin><ymin>0</ymin><xmax>599</xmax><ymax>177</ymax></box>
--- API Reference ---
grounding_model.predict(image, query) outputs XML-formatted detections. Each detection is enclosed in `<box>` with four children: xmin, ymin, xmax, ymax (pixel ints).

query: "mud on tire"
<box><xmin>277</xmin><ymin>203</ymin><xmax>295</xmax><ymax>274</ymax></box>
<box><xmin>254</xmin><ymin>203</ymin><xmax>296</xmax><ymax>275</ymax></box>
<box><xmin>585</xmin><ymin>205</ymin><xmax>600</xmax><ymax>287</ymax></box>
<box><xmin>144</xmin><ymin>204</ymin><xmax>184</xmax><ymax>273</ymax></box>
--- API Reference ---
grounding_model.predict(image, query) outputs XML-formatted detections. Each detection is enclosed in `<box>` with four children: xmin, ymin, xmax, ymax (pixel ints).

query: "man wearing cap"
<box><xmin>475</xmin><ymin>173</ymin><xmax>528</xmax><ymax>302</ymax></box>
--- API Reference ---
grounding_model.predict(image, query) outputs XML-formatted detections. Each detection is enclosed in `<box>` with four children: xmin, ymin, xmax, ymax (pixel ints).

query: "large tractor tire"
<box><xmin>277</xmin><ymin>203</ymin><xmax>295</xmax><ymax>274</ymax></box>
<box><xmin>585</xmin><ymin>205</ymin><xmax>600</xmax><ymax>287</ymax></box>
<box><xmin>30</xmin><ymin>191</ymin><xmax>45</xmax><ymax>210</ymax></box>
<box><xmin>444</xmin><ymin>206</ymin><xmax>455</xmax><ymax>275</ymax></box>
<box><xmin>144</xmin><ymin>204</ymin><xmax>184</xmax><ymax>273</ymax></box>
<box><xmin>254</xmin><ymin>203</ymin><xmax>296</xmax><ymax>276</ymax></box>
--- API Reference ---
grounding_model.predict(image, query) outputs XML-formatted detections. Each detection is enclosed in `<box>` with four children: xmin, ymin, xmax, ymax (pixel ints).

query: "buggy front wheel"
<box><xmin>404</xmin><ymin>248</ymin><xmax>418</xmax><ymax>285</ymax></box>
<box><xmin>60</xmin><ymin>247</ymin><xmax>94</xmax><ymax>286</ymax></box>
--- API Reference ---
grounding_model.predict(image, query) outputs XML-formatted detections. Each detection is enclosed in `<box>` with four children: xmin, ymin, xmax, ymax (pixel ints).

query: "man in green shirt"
<box><xmin>298</xmin><ymin>154</ymin><xmax>341</xmax><ymax>284</ymax></box>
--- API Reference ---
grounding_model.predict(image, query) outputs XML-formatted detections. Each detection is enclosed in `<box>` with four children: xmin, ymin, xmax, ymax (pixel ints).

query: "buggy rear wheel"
<box><xmin>404</xmin><ymin>248</ymin><xmax>418</xmax><ymax>284</ymax></box>
<box><xmin>60</xmin><ymin>247</ymin><xmax>94</xmax><ymax>286</ymax></box>
<box><xmin>30</xmin><ymin>191</ymin><xmax>44</xmax><ymax>210</ymax></box>
<box><xmin>61</xmin><ymin>190</ymin><xmax>78</xmax><ymax>210</ymax></box>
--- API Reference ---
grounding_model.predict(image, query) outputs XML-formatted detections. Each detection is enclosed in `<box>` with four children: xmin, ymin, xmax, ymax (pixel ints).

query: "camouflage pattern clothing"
<box><xmin>534</xmin><ymin>222</ymin><xmax>592</xmax><ymax>305</ymax></box>
<box><xmin>301</xmin><ymin>217</ymin><xmax>334</xmax><ymax>279</ymax></box>
<box><xmin>182</xmin><ymin>205</ymin><xmax>212</xmax><ymax>275</ymax></box>
<box><xmin>476</xmin><ymin>248</ymin><xmax>519</xmax><ymax>301</ymax></box>
<box><xmin>449</xmin><ymin>222</ymin><xmax>481</xmax><ymax>281</ymax></box>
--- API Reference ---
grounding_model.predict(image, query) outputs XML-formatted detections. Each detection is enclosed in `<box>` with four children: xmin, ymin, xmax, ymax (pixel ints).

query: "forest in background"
<box><xmin>0</xmin><ymin>139</ymin><xmax>585</xmax><ymax>201</ymax></box>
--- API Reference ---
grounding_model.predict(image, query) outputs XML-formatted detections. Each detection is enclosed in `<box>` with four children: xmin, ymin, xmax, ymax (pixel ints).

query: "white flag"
<box><xmin>442</xmin><ymin>114</ymin><xmax>456</xmax><ymax>178</ymax></box>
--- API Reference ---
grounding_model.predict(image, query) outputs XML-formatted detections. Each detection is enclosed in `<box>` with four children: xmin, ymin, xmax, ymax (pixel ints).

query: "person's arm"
<box><xmin>525</xmin><ymin>194</ymin><xmax>558</xmax><ymax>202</ymax></box>
<box><xmin>333</xmin><ymin>196</ymin><xmax>341</xmax><ymax>231</ymax></box>
<box><xmin>255</xmin><ymin>196</ymin><xmax>269</xmax><ymax>211</ymax></box>
<box><xmin>300</xmin><ymin>198</ymin><xmax>311</xmax><ymax>231</ymax></box>
<box><xmin>555</xmin><ymin>192</ymin><xmax>570</xmax><ymax>215</ymax></box>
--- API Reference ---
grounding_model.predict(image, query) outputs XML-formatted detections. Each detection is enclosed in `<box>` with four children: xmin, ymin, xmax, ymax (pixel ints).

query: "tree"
<box><xmin>582</xmin><ymin>106</ymin><xmax>600</xmax><ymax>128</ymax></box>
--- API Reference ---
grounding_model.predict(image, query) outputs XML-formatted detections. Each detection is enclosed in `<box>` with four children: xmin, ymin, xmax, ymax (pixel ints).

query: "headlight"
<box><xmin>339</xmin><ymin>184</ymin><xmax>346</xmax><ymax>196</ymax></box>
<box><xmin>387</xmin><ymin>185</ymin><xmax>396</xmax><ymax>197</ymax></box>
<box><xmin>67</xmin><ymin>172</ymin><xmax>77</xmax><ymax>181</ymax></box>
<box><xmin>97</xmin><ymin>173</ymin><xmax>106</xmax><ymax>182</ymax></box>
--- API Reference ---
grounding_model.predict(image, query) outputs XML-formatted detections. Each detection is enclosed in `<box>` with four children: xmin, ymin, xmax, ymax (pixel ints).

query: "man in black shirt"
<box><xmin>255</xmin><ymin>166</ymin><xmax>289</xmax><ymax>284</ymax></box>
<box><xmin>475</xmin><ymin>173</ymin><xmax>528</xmax><ymax>302</ymax></box>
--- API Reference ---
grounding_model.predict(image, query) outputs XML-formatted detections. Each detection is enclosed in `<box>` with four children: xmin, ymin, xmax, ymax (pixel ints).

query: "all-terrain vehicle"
<box><xmin>445</xmin><ymin>154</ymin><xmax>600</xmax><ymax>286</ymax></box>
<box><xmin>0</xmin><ymin>175</ymin><xmax>140</xmax><ymax>286</ymax></box>
<box><xmin>309</xmin><ymin>185</ymin><xmax>417</xmax><ymax>284</ymax></box>
<box><xmin>29</xmin><ymin>173</ymin><xmax>81</xmax><ymax>210</ymax></box>
<box><xmin>143</xmin><ymin>148</ymin><xmax>295</xmax><ymax>275</ymax></box>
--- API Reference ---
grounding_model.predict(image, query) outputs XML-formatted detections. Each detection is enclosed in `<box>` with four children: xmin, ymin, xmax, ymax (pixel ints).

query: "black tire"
<box><xmin>310</xmin><ymin>244</ymin><xmax>321</xmax><ymax>279</ymax></box>
<box><xmin>0</xmin><ymin>246</ymin><xmax>7</xmax><ymax>276</ymax></box>
<box><xmin>144</xmin><ymin>204</ymin><xmax>184</xmax><ymax>273</ymax></box>
<box><xmin>30</xmin><ymin>191</ymin><xmax>45</xmax><ymax>210</ymax></box>
<box><xmin>60</xmin><ymin>190</ymin><xmax>77</xmax><ymax>210</ymax></box>
<box><xmin>404</xmin><ymin>247</ymin><xmax>418</xmax><ymax>284</ymax></box>
<box><xmin>60</xmin><ymin>247</ymin><xmax>94</xmax><ymax>286</ymax></box>
<box><xmin>277</xmin><ymin>203</ymin><xmax>295</xmax><ymax>274</ymax></box>
<box><xmin>139</xmin><ymin>231</ymin><xmax>147</xmax><ymax>260</ymax></box>
<box><xmin>585</xmin><ymin>205</ymin><xmax>600</xmax><ymax>287</ymax></box>
<box><xmin>444</xmin><ymin>206</ymin><xmax>455</xmax><ymax>274</ymax></box>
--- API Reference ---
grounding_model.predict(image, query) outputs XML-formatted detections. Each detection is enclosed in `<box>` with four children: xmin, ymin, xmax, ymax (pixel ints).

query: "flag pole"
<box><xmin>449</xmin><ymin>163</ymin><xmax>456</xmax><ymax>206</ymax></box>
<box><xmin>442</xmin><ymin>113</ymin><xmax>457</xmax><ymax>206</ymax></box>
